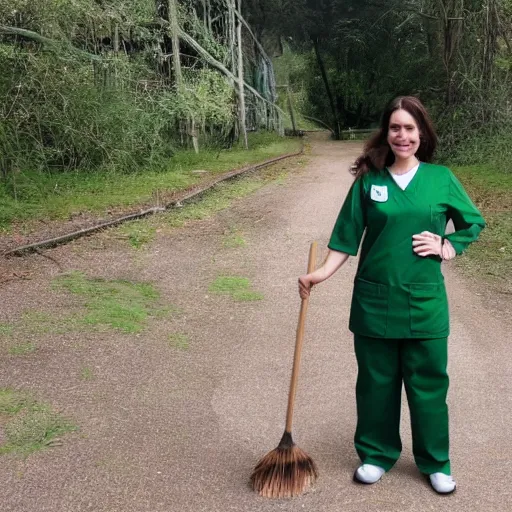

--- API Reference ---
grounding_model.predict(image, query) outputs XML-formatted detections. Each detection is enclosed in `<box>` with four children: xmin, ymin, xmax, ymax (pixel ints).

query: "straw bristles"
<box><xmin>250</xmin><ymin>433</ymin><xmax>318</xmax><ymax>498</ymax></box>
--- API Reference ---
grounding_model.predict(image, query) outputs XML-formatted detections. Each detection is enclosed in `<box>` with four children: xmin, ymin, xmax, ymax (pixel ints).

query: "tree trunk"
<box><xmin>168</xmin><ymin>0</ymin><xmax>182</xmax><ymax>88</ymax></box>
<box><xmin>236</xmin><ymin>0</ymin><xmax>248</xmax><ymax>149</ymax></box>
<box><xmin>312</xmin><ymin>37</ymin><xmax>341</xmax><ymax>140</ymax></box>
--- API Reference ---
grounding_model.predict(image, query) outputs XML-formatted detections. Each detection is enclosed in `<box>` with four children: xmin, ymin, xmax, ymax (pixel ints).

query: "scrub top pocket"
<box><xmin>350</xmin><ymin>278</ymin><xmax>389</xmax><ymax>337</ymax></box>
<box><xmin>408</xmin><ymin>283</ymin><xmax>449</xmax><ymax>336</ymax></box>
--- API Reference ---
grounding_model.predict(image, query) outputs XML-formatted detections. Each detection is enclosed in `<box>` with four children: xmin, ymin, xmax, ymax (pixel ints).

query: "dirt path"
<box><xmin>1</xmin><ymin>133</ymin><xmax>511</xmax><ymax>512</ymax></box>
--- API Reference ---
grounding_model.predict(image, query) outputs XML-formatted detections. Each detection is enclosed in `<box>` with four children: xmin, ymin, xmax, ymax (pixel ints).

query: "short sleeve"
<box><xmin>444</xmin><ymin>171</ymin><xmax>486</xmax><ymax>255</ymax></box>
<box><xmin>328</xmin><ymin>177</ymin><xmax>366</xmax><ymax>256</ymax></box>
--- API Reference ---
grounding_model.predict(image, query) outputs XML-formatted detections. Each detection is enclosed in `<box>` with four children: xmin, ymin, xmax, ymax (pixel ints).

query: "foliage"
<box><xmin>0</xmin><ymin>132</ymin><xmax>300</xmax><ymax>230</ymax></box>
<box><xmin>248</xmin><ymin>0</ymin><xmax>512</xmax><ymax>155</ymax></box>
<box><xmin>0</xmin><ymin>0</ymin><xmax>281</xmax><ymax>187</ymax></box>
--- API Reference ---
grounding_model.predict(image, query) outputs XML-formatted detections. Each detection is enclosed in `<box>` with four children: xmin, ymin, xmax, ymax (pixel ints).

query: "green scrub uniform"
<box><xmin>328</xmin><ymin>163</ymin><xmax>485</xmax><ymax>474</ymax></box>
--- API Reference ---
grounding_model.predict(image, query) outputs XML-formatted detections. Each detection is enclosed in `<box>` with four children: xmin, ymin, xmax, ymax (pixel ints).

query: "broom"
<box><xmin>251</xmin><ymin>241</ymin><xmax>319</xmax><ymax>498</ymax></box>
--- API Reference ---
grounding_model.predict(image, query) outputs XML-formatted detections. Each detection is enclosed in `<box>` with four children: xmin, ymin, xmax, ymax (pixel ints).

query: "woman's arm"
<box><xmin>444</xmin><ymin>171</ymin><xmax>486</xmax><ymax>254</ymax></box>
<box><xmin>298</xmin><ymin>249</ymin><xmax>349</xmax><ymax>299</ymax></box>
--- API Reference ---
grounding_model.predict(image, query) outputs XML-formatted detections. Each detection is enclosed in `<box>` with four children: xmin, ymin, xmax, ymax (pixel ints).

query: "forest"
<box><xmin>1</xmin><ymin>0</ymin><xmax>511</xmax><ymax>208</ymax></box>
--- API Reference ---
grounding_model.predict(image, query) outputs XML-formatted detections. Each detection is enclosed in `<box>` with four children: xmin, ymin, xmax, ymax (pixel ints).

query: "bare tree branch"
<box><xmin>0</xmin><ymin>24</ymin><xmax>102</xmax><ymax>62</ymax></box>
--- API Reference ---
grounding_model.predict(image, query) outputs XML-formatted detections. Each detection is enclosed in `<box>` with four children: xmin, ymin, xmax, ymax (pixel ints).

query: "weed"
<box><xmin>223</xmin><ymin>227</ymin><xmax>246</xmax><ymax>248</ymax></box>
<box><xmin>209</xmin><ymin>276</ymin><xmax>263</xmax><ymax>302</ymax></box>
<box><xmin>8</xmin><ymin>343</ymin><xmax>36</xmax><ymax>356</ymax></box>
<box><xmin>0</xmin><ymin>389</ymin><xmax>76</xmax><ymax>456</ymax></box>
<box><xmin>80</xmin><ymin>367</ymin><xmax>94</xmax><ymax>380</ymax></box>
<box><xmin>119</xmin><ymin>221</ymin><xmax>156</xmax><ymax>249</ymax></box>
<box><xmin>53</xmin><ymin>271</ymin><xmax>168</xmax><ymax>333</ymax></box>
<box><xmin>232</xmin><ymin>290</ymin><xmax>265</xmax><ymax>301</ymax></box>
<box><xmin>20</xmin><ymin>311</ymin><xmax>55</xmax><ymax>335</ymax></box>
<box><xmin>168</xmin><ymin>333</ymin><xmax>189</xmax><ymax>350</ymax></box>
<box><xmin>0</xmin><ymin>389</ymin><xmax>30</xmax><ymax>415</ymax></box>
<box><xmin>0</xmin><ymin>324</ymin><xmax>13</xmax><ymax>337</ymax></box>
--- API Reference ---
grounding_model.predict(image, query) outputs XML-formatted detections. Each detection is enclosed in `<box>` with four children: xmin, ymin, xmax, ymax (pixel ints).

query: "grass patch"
<box><xmin>209</xmin><ymin>276</ymin><xmax>264</xmax><ymax>302</ymax></box>
<box><xmin>80</xmin><ymin>367</ymin><xmax>94</xmax><ymax>380</ymax></box>
<box><xmin>0</xmin><ymin>389</ymin><xmax>29</xmax><ymax>415</ymax></box>
<box><xmin>167</xmin><ymin>333</ymin><xmax>189</xmax><ymax>350</ymax></box>
<box><xmin>223</xmin><ymin>227</ymin><xmax>246</xmax><ymax>248</ymax></box>
<box><xmin>452</xmin><ymin>165</ymin><xmax>511</xmax><ymax>291</ymax></box>
<box><xmin>0</xmin><ymin>324</ymin><xmax>13</xmax><ymax>337</ymax></box>
<box><xmin>0</xmin><ymin>311</ymin><xmax>83</xmax><ymax>348</ymax></box>
<box><xmin>0</xmin><ymin>389</ymin><xmax>76</xmax><ymax>456</ymax></box>
<box><xmin>53</xmin><ymin>271</ymin><xmax>169</xmax><ymax>333</ymax></box>
<box><xmin>111</xmin><ymin>160</ymin><xmax>298</xmax><ymax>240</ymax></box>
<box><xmin>165</xmin><ymin>178</ymin><xmax>264</xmax><ymax>228</ymax></box>
<box><xmin>8</xmin><ymin>343</ymin><xmax>36</xmax><ymax>356</ymax></box>
<box><xmin>0</xmin><ymin>133</ymin><xmax>301</xmax><ymax>231</ymax></box>
<box><xmin>119</xmin><ymin>222</ymin><xmax>157</xmax><ymax>249</ymax></box>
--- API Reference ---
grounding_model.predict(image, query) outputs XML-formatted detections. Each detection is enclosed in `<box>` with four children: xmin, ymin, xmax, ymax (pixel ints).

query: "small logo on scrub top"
<box><xmin>371</xmin><ymin>185</ymin><xmax>388</xmax><ymax>202</ymax></box>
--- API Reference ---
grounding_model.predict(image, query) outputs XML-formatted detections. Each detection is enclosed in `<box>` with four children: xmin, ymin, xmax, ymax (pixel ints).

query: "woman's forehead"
<box><xmin>389</xmin><ymin>109</ymin><xmax>418</xmax><ymax>126</ymax></box>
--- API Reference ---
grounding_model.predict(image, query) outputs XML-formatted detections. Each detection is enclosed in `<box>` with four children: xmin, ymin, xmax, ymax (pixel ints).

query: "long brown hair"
<box><xmin>352</xmin><ymin>96</ymin><xmax>437</xmax><ymax>178</ymax></box>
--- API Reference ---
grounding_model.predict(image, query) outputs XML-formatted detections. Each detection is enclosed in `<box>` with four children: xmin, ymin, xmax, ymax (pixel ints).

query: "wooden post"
<box><xmin>236</xmin><ymin>0</ymin><xmax>248</xmax><ymax>149</ymax></box>
<box><xmin>168</xmin><ymin>0</ymin><xmax>182</xmax><ymax>88</ymax></box>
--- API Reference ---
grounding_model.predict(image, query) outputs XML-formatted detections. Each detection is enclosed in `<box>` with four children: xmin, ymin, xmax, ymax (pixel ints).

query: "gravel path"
<box><xmin>0</xmin><ymin>133</ymin><xmax>510</xmax><ymax>512</ymax></box>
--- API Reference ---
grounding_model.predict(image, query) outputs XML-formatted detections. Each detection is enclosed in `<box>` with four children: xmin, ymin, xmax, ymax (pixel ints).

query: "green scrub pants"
<box><xmin>354</xmin><ymin>335</ymin><xmax>451</xmax><ymax>475</ymax></box>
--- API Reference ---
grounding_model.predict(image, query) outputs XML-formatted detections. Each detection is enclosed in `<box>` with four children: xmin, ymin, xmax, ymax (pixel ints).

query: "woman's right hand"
<box><xmin>298</xmin><ymin>274</ymin><xmax>314</xmax><ymax>299</ymax></box>
<box><xmin>297</xmin><ymin>249</ymin><xmax>350</xmax><ymax>300</ymax></box>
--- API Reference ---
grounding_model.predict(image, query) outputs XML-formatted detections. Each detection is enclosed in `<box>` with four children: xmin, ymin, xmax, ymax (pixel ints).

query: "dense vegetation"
<box><xmin>0</xmin><ymin>0</ymin><xmax>281</xmax><ymax>181</ymax></box>
<box><xmin>1</xmin><ymin>0</ymin><xmax>511</xmax><ymax>219</ymax></box>
<box><xmin>246</xmin><ymin>0</ymin><xmax>512</xmax><ymax>164</ymax></box>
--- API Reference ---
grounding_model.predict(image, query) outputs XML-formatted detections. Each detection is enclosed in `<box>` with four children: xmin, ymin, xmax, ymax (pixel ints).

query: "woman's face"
<box><xmin>387</xmin><ymin>109</ymin><xmax>421</xmax><ymax>162</ymax></box>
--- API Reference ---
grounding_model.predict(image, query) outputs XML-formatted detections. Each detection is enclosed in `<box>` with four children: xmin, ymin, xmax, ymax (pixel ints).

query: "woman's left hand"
<box><xmin>412</xmin><ymin>231</ymin><xmax>456</xmax><ymax>261</ymax></box>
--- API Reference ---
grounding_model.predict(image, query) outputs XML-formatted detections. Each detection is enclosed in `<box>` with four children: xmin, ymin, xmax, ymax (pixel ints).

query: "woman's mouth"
<box><xmin>392</xmin><ymin>143</ymin><xmax>413</xmax><ymax>151</ymax></box>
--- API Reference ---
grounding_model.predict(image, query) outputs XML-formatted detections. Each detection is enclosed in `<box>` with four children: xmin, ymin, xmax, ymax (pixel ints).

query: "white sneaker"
<box><xmin>429</xmin><ymin>472</ymin><xmax>456</xmax><ymax>494</ymax></box>
<box><xmin>354</xmin><ymin>464</ymin><xmax>385</xmax><ymax>484</ymax></box>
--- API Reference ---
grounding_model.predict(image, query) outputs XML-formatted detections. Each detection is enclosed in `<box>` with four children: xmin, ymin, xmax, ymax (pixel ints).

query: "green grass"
<box><xmin>0</xmin><ymin>324</ymin><xmax>13</xmax><ymax>336</ymax></box>
<box><xmin>0</xmin><ymin>310</ymin><xmax>85</xmax><ymax>345</ymax></box>
<box><xmin>209</xmin><ymin>276</ymin><xmax>264</xmax><ymax>302</ymax></box>
<box><xmin>223</xmin><ymin>228</ymin><xmax>246</xmax><ymax>248</ymax></box>
<box><xmin>8</xmin><ymin>343</ymin><xmax>36</xmax><ymax>356</ymax></box>
<box><xmin>0</xmin><ymin>389</ymin><xmax>76</xmax><ymax>456</ymax></box>
<box><xmin>119</xmin><ymin>222</ymin><xmax>157</xmax><ymax>249</ymax></box>
<box><xmin>167</xmin><ymin>333</ymin><xmax>190</xmax><ymax>350</ymax></box>
<box><xmin>0</xmin><ymin>133</ymin><xmax>301</xmax><ymax>231</ymax></box>
<box><xmin>452</xmin><ymin>165</ymin><xmax>511</xmax><ymax>291</ymax></box>
<box><xmin>53</xmin><ymin>271</ymin><xmax>170</xmax><ymax>333</ymax></box>
<box><xmin>165</xmin><ymin>178</ymin><xmax>265</xmax><ymax>228</ymax></box>
<box><xmin>113</xmin><ymin>162</ymin><xmax>296</xmax><ymax>249</ymax></box>
<box><xmin>80</xmin><ymin>367</ymin><xmax>94</xmax><ymax>380</ymax></box>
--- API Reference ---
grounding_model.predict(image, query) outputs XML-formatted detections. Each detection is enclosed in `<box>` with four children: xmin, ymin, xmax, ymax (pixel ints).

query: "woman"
<box><xmin>298</xmin><ymin>96</ymin><xmax>485</xmax><ymax>494</ymax></box>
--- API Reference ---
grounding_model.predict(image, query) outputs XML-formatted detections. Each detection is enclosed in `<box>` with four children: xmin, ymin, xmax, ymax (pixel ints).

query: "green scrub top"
<box><xmin>328</xmin><ymin>163</ymin><xmax>485</xmax><ymax>339</ymax></box>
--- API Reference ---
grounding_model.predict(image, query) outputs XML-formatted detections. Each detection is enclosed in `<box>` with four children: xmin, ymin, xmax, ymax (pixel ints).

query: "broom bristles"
<box><xmin>250</xmin><ymin>432</ymin><xmax>318</xmax><ymax>498</ymax></box>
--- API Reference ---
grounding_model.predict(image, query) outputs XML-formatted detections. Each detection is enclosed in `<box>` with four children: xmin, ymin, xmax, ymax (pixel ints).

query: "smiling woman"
<box><xmin>298</xmin><ymin>96</ymin><xmax>486</xmax><ymax>496</ymax></box>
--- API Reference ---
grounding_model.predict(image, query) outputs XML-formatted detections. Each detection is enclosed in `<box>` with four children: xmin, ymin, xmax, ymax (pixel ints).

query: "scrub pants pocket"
<box><xmin>350</xmin><ymin>278</ymin><xmax>388</xmax><ymax>337</ymax></box>
<box><xmin>409</xmin><ymin>284</ymin><xmax>449</xmax><ymax>336</ymax></box>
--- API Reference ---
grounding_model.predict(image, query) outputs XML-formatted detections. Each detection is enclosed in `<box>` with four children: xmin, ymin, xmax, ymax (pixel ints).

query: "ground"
<box><xmin>0</xmin><ymin>133</ymin><xmax>510</xmax><ymax>512</ymax></box>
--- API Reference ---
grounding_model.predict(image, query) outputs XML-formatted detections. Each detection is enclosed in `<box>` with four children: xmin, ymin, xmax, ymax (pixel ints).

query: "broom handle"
<box><xmin>285</xmin><ymin>241</ymin><xmax>317</xmax><ymax>433</ymax></box>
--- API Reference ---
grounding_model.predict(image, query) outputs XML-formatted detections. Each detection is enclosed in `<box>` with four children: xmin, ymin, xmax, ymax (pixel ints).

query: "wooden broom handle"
<box><xmin>285</xmin><ymin>241</ymin><xmax>317</xmax><ymax>433</ymax></box>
